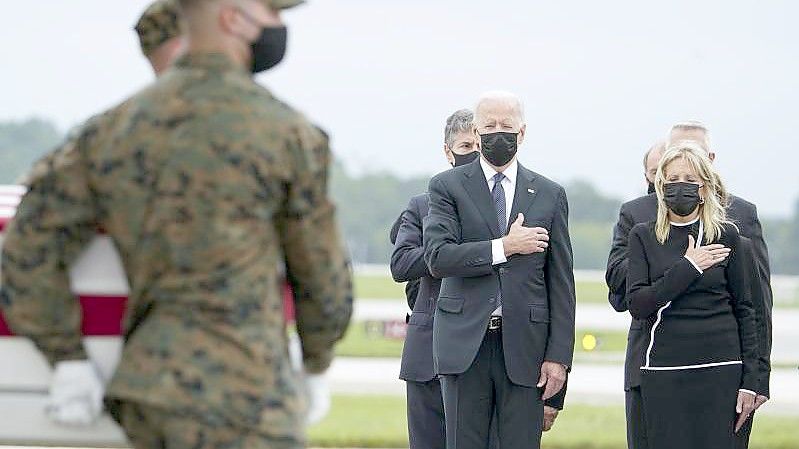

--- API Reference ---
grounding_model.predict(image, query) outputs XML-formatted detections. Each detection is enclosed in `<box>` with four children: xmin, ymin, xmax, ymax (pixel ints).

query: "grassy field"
<box><xmin>356</xmin><ymin>274</ymin><xmax>799</xmax><ymax>307</ymax></box>
<box><xmin>335</xmin><ymin>323</ymin><xmax>627</xmax><ymax>359</ymax></box>
<box><xmin>355</xmin><ymin>274</ymin><xmax>611</xmax><ymax>304</ymax></box>
<box><xmin>309</xmin><ymin>394</ymin><xmax>799</xmax><ymax>449</ymax></box>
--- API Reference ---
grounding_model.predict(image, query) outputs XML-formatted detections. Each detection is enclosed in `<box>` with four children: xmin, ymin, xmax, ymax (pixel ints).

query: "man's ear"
<box><xmin>517</xmin><ymin>124</ymin><xmax>527</xmax><ymax>146</ymax></box>
<box><xmin>444</xmin><ymin>144</ymin><xmax>455</xmax><ymax>166</ymax></box>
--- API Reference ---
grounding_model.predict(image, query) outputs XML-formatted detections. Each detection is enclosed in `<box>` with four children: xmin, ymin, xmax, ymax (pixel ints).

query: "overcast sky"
<box><xmin>1</xmin><ymin>0</ymin><xmax>797</xmax><ymax>216</ymax></box>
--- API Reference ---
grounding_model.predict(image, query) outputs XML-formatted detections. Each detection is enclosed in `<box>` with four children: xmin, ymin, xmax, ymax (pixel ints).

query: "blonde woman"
<box><xmin>626</xmin><ymin>142</ymin><xmax>758</xmax><ymax>449</ymax></box>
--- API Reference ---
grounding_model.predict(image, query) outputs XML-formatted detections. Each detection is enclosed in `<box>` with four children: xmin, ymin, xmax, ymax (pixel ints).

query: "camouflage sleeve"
<box><xmin>0</xmin><ymin>127</ymin><xmax>99</xmax><ymax>366</ymax></box>
<box><xmin>276</xmin><ymin>123</ymin><xmax>353</xmax><ymax>374</ymax></box>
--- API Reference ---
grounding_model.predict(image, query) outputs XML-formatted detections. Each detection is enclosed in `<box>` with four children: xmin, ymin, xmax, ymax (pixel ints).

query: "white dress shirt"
<box><xmin>480</xmin><ymin>156</ymin><xmax>518</xmax><ymax>316</ymax></box>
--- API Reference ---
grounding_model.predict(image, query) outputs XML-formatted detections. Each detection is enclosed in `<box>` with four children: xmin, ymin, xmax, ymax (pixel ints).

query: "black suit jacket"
<box><xmin>605</xmin><ymin>193</ymin><xmax>773</xmax><ymax>395</ymax></box>
<box><xmin>423</xmin><ymin>159</ymin><xmax>576</xmax><ymax>390</ymax></box>
<box><xmin>390</xmin><ymin>214</ymin><xmax>420</xmax><ymax>309</ymax></box>
<box><xmin>391</xmin><ymin>193</ymin><xmax>442</xmax><ymax>382</ymax></box>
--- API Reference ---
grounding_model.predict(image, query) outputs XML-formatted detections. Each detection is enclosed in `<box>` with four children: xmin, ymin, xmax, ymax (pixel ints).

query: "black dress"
<box><xmin>626</xmin><ymin>218</ymin><xmax>758</xmax><ymax>449</ymax></box>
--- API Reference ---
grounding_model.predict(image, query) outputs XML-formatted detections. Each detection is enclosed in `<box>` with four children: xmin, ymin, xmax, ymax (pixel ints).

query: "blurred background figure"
<box><xmin>0</xmin><ymin>1</ymin><xmax>353</xmax><ymax>448</ymax></box>
<box><xmin>6</xmin><ymin>0</ymin><xmax>186</xmax><ymax>428</ymax></box>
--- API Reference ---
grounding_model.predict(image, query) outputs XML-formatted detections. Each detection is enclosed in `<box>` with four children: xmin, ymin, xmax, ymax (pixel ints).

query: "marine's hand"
<box><xmin>46</xmin><ymin>360</ymin><xmax>104</xmax><ymax>426</ymax></box>
<box><xmin>305</xmin><ymin>373</ymin><xmax>331</xmax><ymax>425</ymax></box>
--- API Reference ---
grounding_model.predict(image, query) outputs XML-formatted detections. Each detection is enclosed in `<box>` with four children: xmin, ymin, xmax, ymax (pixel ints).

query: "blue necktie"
<box><xmin>492</xmin><ymin>172</ymin><xmax>506</xmax><ymax>312</ymax></box>
<box><xmin>492</xmin><ymin>173</ymin><xmax>507</xmax><ymax>236</ymax></box>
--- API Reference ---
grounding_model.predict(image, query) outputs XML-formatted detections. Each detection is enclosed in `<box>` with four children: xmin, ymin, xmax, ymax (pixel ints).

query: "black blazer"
<box><xmin>390</xmin><ymin>213</ymin><xmax>420</xmax><ymax>309</ymax></box>
<box><xmin>605</xmin><ymin>193</ymin><xmax>773</xmax><ymax>394</ymax></box>
<box><xmin>390</xmin><ymin>193</ymin><xmax>441</xmax><ymax>382</ymax></box>
<box><xmin>423</xmin><ymin>159</ymin><xmax>576</xmax><ymax>390</ymax></box>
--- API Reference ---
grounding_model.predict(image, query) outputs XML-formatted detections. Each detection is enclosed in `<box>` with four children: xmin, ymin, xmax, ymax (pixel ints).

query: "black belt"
<box><xmin>487</xmin><ymin>316</ymin><xmax>502</xmax><ymax>331</ymax></box>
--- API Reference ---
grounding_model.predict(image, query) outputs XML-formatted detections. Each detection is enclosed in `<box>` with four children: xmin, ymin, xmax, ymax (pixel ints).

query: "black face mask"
<box><xmin>238</xmin><ymin>9</ymin><xmax>287</xmax><ymax>73</ymax></box>
<box><xmin>663</xmin><ymin>182</ymin><xmax>702</xmax><ymax>217</ymax></box>
<box><xmin>479</xmin><ymin>132</ymin><xmax>518</xmax><ymax>167</ymax></box>
<box><xmin>452</xmin><ymin>151</ymin><xmax>480</xmax><ymax>167</ymax></box>
<box><xmin>647</xmin><ymin>181</ymin><xmax>656</xmax><ymax>195</ymax></box>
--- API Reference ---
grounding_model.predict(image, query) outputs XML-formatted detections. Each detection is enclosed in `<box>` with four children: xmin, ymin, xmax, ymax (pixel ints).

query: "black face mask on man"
<box><xmin>479</xmin><ymin>132</ymin><xmax>518</xmax><ymax>167</ymax></box>
<box><xmin>452</xmin><ymin>151</ymin><xmax>480</xmax><ymax>167</ymax></box>
<box><xmin>663</xmin><ymin>182</ymin><xmax>702</xmax><ymax>217</ymax></box>
<box><xmin>238</xmin><ymin>9</ymin><xmax>287</xmax><ymax>73</ymax></box>
<box><xmin>647</xmin><ymin>181</ymin><xmax>656</xmax><ymax>195</ymax></box>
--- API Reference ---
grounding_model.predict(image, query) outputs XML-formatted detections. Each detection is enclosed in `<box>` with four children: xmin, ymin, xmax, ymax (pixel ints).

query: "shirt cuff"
<box><xmin>738</xmin><ymin>389</ymin><xmax>757</xmax><ymax>397</ymax></box>
<box><xmin>684</xmin><ymin>255</ymin><xmax>703</xmax><ymax>273</ymax></box>
<box><xmin>491</xmin><ymin>238</ymin><xmax>507</xmax><ymax>265</ymax></box>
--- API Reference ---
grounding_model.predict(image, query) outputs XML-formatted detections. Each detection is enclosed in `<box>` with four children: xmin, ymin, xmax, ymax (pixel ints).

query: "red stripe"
<box><xmin>0</xmin><ymin>286</ymin><xmax>296</xmax><ymax>337</ymax></box>
<box><xmin>0</xmin><ymin>216</ymin><xmax>11</xmax><ymax>232</ymax></box>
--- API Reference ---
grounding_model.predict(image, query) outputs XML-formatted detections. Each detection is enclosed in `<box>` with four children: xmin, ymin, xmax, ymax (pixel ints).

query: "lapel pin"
<box><xmin>528</xmin><ymin>188</ymin><xmax>536</xmax><ymax>194</ymax></box>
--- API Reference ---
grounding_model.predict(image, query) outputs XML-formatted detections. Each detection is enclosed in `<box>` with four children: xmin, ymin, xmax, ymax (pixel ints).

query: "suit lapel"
<box><xmin>461</xmin><ymin>159</ymin><xmax>500</xmax><ymax>239</ymax></box>
<box><xmin>507</xmin><ymin>164</ymin><xmax>539</xmax><ymax>233</ymax></box>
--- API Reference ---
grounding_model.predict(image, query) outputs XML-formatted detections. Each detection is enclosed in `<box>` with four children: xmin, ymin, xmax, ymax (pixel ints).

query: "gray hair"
<box><xmin>474</xmin><ymin>90</ymin><xmax>526</xmax><ymax>124</ymax></box>
<box><xmin>669</xmin><ymin>120</ymin><xmax>711</xmax><ymax>151</ymax></box>
<box><xmin>444</xmin><ymin>109</ymin><xmax>474</xmax><ymax>147</ymax></box>
<box><xmin>643</xmin><ymin>140</ymin><xmax>666</xmax><ymax>169</ymax></box>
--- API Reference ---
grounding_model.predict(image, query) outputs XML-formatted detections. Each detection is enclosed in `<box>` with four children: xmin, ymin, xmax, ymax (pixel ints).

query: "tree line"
<box><xmin>2</xmin><ymin>118</ymin><xmax>798</xmax><ymax>274</ymax></box>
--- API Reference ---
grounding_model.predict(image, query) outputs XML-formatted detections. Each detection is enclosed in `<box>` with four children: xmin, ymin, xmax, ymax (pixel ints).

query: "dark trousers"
<box><xmin>407</xmin><ymin>379</ymin><xmax>447</xmax><ymax>449</ymax></box>
<box><xmin>625</xmin><ymin>387</ymin><xmax>648</xmax><ymax>449</ymax></box>
<box><xmin>440</xmin><ymin>329</ymin><xmax>543</xmax><ymax>449</ymax></box>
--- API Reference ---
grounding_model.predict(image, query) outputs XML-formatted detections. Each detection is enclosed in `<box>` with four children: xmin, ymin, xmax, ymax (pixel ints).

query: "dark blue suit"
<box><xmin>424</xmin><ymin>159</ymin><xmax>575</xmax><ymax>449</ymax></box>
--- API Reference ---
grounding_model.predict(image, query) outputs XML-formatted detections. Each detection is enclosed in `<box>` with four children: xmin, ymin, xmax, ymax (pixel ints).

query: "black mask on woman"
<box><xmin>479</xmin><ymin>132</ymin><xmax>518</xmax><ymax>167</ymax></box>
<box><xmin>238</xmin><ymin>9</ymin><xmax>288</xmax><ymax>73</ymax></box>
<box><xmin>452</xmin><ymin>151</ymin><xmax>480</xmax><ymax>167</ymax></box>
<box><xmin>663</xmin><ymin>182</ymin><xmax>702</xmax><ymax>217</ymax></box>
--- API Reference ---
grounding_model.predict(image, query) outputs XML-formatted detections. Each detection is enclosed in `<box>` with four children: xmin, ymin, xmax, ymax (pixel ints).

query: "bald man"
<box><xmin>643</xmin><ymin>141</ymin><xmax>666</xmax><ymax>195</ymax></box>
<box><xmin>424</xmin><ymin>91</ymin><xmax>575</xmax><ymax>449</ymax></box>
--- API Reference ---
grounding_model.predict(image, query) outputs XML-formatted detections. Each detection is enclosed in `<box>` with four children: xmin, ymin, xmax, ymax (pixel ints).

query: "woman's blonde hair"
<box><xmin>654</xmin><ymin>141</ymin><xmax>733</xmax><ymax>244</ymax></box>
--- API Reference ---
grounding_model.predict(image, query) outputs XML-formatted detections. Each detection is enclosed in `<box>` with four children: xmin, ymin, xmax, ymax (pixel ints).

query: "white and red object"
<box><xmin>0</xmin><ymin>185</ymin><xmax>295</xmax><ymax>446</ymax></box>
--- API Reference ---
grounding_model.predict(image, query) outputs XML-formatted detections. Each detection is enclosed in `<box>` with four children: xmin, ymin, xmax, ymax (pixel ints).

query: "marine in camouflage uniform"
<box><xmin>0</xmin><ymin>0</ymin><xmax>353</xmax><ymax>447</ymax></box>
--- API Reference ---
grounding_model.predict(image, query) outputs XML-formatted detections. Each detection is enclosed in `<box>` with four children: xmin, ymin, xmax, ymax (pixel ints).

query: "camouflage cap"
<box><xmin>264</xmin><ymin>0</ymin><xmax>305</xmax><ymax>10</ymax></box>
<box><xmin>134</xmin><ymin>0</ymin><xmax>183</xmax><ymax>57</ymax></box>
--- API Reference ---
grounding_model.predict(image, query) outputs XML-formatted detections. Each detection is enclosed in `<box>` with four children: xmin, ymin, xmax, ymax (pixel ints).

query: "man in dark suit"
<box><xmin>424</xmin><ymin>91</ymin><xmax>576</xmax><ymax>449</ymax></box>
<box><xmin>390</xmin><ymin>109</ymin><xmax>480</xmax><ymax>449</ymax></box>
<box><xmin>605</xmin><ymin>121</ymin><xmax>773</xmax><ymax>449</ymax></box>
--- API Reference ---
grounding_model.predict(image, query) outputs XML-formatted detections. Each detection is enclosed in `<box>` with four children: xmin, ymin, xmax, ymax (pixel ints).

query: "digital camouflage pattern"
<box><xmin>116</xmin><ymin>401</ymin><xmax>301</xmax><ymax>449</ymax></box>
<box><xmin>135</xmin><ymin>0</ymin><xmax>183</xmax><ymax>57</ymax></box>
<box><xmin>0</xmin><ymin>52</ymin><xmax>353</xmax><ymax>443</ymax></box>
